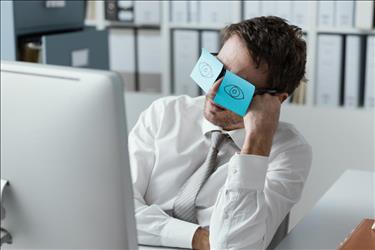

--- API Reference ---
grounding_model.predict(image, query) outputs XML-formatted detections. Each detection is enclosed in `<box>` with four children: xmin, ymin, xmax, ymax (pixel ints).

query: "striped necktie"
<box><xmin>173</xmin><ymin>130</ymin><xmax>227</xmax><ymax>223</ymax></box>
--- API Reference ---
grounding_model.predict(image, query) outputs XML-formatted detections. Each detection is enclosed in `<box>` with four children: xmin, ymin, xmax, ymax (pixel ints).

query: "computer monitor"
<box><xmin>1</xmin><ymin>61</ymin><xmax>138</xmax><ymax>249</ymax></box>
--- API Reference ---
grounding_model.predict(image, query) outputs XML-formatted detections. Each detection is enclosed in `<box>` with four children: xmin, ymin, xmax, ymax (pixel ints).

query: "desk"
<box><xmin>276</xmin><ymin>169</ymin><xmax>374</xmax><ymax>250</ymax></box>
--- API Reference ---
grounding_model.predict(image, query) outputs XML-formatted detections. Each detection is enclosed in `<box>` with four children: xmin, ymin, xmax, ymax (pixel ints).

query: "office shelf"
<box><xmin>87</xmin><ymin>1</ymin><xmax>375</xmax><ymax>106</ymax></box>
<box><xmin>168</xmin><ymin>23</ymin><xmax>226</xmax><ymax>30</ymax></box>
<box><xmin>317</xmin><ymin>27</ymin><xmax>375</xmax><ymax>34</ymax></box>
<box><xmin>105</xmin><ymin>20</ymin><xmax>160</xmax><ymax>29</ymax></box>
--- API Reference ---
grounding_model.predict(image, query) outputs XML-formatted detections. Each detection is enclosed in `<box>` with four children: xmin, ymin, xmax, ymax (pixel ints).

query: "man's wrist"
<box><xmin>241</xmin><ymin>132</ymin><xmax>272</xmax><ymax>156</ymax></box>
<box><xmin>192</xmin><ymin>227</ymin><xmax>210</xmax><ymax>250</ymax></box>
<box><xmin>161</xmin><ymin>218</ymin><xmax>201</xmax><ymax>248</ymax></box>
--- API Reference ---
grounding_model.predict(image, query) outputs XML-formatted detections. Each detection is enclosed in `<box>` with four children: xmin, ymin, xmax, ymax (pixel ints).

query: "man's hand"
<box><xmin>241</xmin><ymin>93</ymin><xmax>287</xmax><ymax>156</ymax></box>
<box><xmin>192</xmin><ymin>227</ymin><xmax>210</xmax><ymax>250</ymax></box>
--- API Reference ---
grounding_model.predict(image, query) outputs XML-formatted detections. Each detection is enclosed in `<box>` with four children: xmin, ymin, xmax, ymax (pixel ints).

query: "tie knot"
<box><xmin>210</xmin><ymin>131</ymin><xmax>227</xmax><ymax>150</ymax></box>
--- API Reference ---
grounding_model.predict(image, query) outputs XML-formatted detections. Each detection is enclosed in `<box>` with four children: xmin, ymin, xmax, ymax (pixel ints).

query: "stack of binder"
<box><xmin>109</xmin><ymin>29</ymin><xmax>136</xmax><ymax>91</ymax></box>
<box><xmin>243</xmin><ymin>1</ymin><xmax>309</xmax><ymax>28</ymax></box>
<box><xmin>172</xmin><ymin>30</ymin><xmax>200</xmax><ymax>96</ymax></box>
<box><xmin>317</xmin><ymin>0</ymin><xmax>375</xmax><ymax>29</ymax></box>
<box><xmin>170</xmin><ymin>1</ymin><xmax>236</xmax><ymax>25</ymax></box>
<box><xmin>172</xmin><ymin>30</ymin><xmax>221</xmax><ymax>96</ymax></box>
<box><xmin>137</xmin><ymin>30</ymin><xmax>162</xmax><ymax>92</ymax></box>
<box><xmin>315</xmin><ymin>35</ymin><xmax>343</xmax><ymax>107</ymax></box>
<box><xmin>109</xmin><ymin>28</ymin><xmax>162</xmax><ymax>92</ymax></box>
<box><xmin>315</xmin><ymin>34</ymin><xmax>374</xmax><ymax>108</ymax></box>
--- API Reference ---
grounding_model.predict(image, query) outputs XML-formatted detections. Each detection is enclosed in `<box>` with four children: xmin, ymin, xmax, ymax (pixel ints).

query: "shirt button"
<box><xmin>224</xmin><ymin>211</ymin><xmax>229</xmax><ymax>219</ymax></box>
<box><xmin>232</xmin><ymin>168</ymin><xmax>238</xmax><ymax>174</ymax></box>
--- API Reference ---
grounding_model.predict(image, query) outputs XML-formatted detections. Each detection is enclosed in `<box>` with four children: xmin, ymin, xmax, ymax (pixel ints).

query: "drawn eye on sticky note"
<box><xmin>214</xmin><ymin>70</ymin><xmax>255</xmax><ymax>116</ymax></box>
<box><xmin>199</xmin><ymin>62</ymin><xmax>214</xmax><ymax>78</ymax></box>
<box><xmin>190</xmin><ymin>48</ymin><xmax>224</xmax><ymax>93</ymax></box>
<box><xmin>224</xmin><ymin>85</ymin><xmax>245</xmax><ymax>100</ymax></box>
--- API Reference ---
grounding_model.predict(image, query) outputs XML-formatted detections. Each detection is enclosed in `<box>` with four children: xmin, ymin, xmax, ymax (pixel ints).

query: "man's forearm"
<box><xmin>241</xmin><ymin>133</ymin><xmax>273</xmax><ymax>156</ymax></box>
<box><xmin>209</xmin><ymin>154</ymin><xmax>269</xmax><ymax>249</ymax></box>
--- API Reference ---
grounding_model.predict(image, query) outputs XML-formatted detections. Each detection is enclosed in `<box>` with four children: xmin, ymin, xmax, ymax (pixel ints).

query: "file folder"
<box><xmin>316</xmin><ymin>35</ymin><xmax>343</xmax><ymax>106</ymax></box>
<box><xmin>109</xmin><ymin>29</ymin><xmax>136</xmax><ymax>91</ymax></box>
<box><xmin>344</xmin><ymin>35</ymin><xmax>362</xmax><ymax>107</ymax></box>
<box><xmin>138</xmin><ymin>29</ymin><xmax>162</xmax><ymax>92</ymax></box>
<box><xmin>364</xmin><ymin>36</ymin><xmax>375</xmax><ymax>108</ymax></box>
<box><xmin>173</xmin><ymin>30</ymin><xmax>200</xmax><ymax>96</ymax></box>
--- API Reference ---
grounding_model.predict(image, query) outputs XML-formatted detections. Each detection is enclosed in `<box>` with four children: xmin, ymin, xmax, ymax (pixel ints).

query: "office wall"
<box><xmin>280</xmin><ymin>106</ymin><xmax>375</xmax><ymax>229</ymax></box>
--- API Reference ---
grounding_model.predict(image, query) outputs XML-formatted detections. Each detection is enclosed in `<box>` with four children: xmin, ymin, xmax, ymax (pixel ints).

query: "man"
<box><xmin>129</xmin><ymin>16</ymin><xmax>312</xmax><ymax>249</ymax></box>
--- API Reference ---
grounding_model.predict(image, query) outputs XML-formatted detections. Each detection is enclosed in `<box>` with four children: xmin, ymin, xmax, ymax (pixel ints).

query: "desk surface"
<box><xmin>275</xmin><ymin>169</ymin><xmax>374</xmax><ymax>250</ymax></box>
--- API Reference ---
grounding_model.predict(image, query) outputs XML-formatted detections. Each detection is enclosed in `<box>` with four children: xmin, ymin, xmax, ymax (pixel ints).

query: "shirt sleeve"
<box><xmin>128</xmin><ymin>100</ymin><xmax>200</xmax><ymax>249</ymax></box>
<box><xmin>209</xmin><ymin>144</ymin><xmax>312</xmax><ymax>249</ymax></box>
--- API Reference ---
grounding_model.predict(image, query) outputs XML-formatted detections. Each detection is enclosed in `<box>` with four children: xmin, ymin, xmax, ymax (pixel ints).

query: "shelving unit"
<box><xmin>0</xmin><ymin>0</ymin><xmax>109</xmax><ymax>70</ymax></box>
<box><xmin>87</xmin><ymin>1</ymin><xmax>374</xmax><ymax>107</ymax></box>
<box><xmin>87</xmin><ymin>0</ymin><xmax>375</xmax><ymax>231</ymax></box>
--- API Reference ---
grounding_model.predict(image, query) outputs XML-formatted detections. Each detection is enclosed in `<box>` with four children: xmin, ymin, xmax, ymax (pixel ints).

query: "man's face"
<box><xmin>203</xmin><ymin>35</ymin><xmax>269</xmax><ymax>130</ymax></box>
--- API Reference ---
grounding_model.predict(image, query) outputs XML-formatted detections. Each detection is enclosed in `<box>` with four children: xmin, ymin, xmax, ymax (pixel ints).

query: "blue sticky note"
<box><xmin>214</xmin><ymin>70</ymin><xmax>256</xmax><ymax>116</ymax></box>
<box><xmin>190</xmin><ymin>48</ymin><xmax>223</xmax><ymax>93</ymax></box>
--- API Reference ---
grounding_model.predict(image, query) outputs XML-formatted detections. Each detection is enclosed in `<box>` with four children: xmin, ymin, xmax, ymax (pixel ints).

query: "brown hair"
<box><xmin>222</xmin><ymin>16</ymin><xmax>307</xmax><ymax>95</ymax></box>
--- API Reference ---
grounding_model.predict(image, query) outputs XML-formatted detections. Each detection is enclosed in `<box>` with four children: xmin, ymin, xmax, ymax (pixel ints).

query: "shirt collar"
<box><xmin>201</xmin><ymin>117</ymin><xmax>245</xmax><ymax>149</ymax></box>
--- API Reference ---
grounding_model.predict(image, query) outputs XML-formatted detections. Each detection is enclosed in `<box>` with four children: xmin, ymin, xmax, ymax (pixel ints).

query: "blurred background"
<box><xmin>1</xmin><ymin>0</ymin><xmax>374</xmax><ymax>231</ymax></box>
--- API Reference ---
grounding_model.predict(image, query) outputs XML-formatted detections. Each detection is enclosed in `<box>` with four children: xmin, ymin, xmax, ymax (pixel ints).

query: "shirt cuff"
<box><xmin>226</xmin><ymin>153</ymin><xmax>268</xmax><ymax>190</ymax></box>
<box><xmin>160</xmin><ymin>217</ymin><xmax>200</xmax><ymax>248</ymax></box>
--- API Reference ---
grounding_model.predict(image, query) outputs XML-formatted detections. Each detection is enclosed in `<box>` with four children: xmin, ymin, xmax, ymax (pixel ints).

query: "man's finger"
<box><xmin>206</xmin><ymin>77</ymin><xmax>223</xmax><ymax>99</ymax></box>
<box><xmin>211</xmin><ymin>77</ymin><xmax>223</xmax><ymax>94</ymax></box>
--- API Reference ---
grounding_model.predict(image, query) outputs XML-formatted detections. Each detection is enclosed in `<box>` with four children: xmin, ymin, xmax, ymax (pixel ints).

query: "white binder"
<box><xmin>173</xmin><ymin>30</ymin><xmax>200</xmax><ymax>96</ymax></box>
<box><xmin>365</xmin><ymin>36</ymin><xmax>375</xmax><ymax>108</ymax></box>
<box><xmin>261</xmin><ymin>1</ymin><xmax>277</xmax><ymax>16</ymax></box>
<box><xmin>276</xmin><ymin>1</ymin><xmax>292</xmax><ymax>22</ymax></box>
<box><xmin>316</xmin><ymin>35</ymin><xmax>343</xmax><ymax>106</ymax></box>
<box><xmin>134</xmin><ymin>0</ymin><xmax>160</xmax><ymax>25</ymax></box>
<box><xmin>201</xmin><ymin>31</ymin><xmax>220</xmax><ymax>53</ymax></box>
<box><xmin>137</xmin><ymin>30</ymin><xmax>162</xmax><ymax>92</ymax></box>
<box><xmin>108</xmin><ymin>28</ymin><xmax>136</xmax><ymax>91</ymax></box>
<box><xmin>200</xmin><ymin>1</ymin><xmax>235</xmax><ymax>25</ymax></box>
<box><xmin>171</xmin><ymin>1</ymin><xmax>188</xmax><ymax>23</ymax></box>
<box><xmin>355</xmin><ymin>0</ymin><xmax>374</xmax><ymax>29</ymax></box>
<box><xmin>243</xmin><ymin>1</ymin><xmax>261</xmax><ymax>19</ymax></box>
<box><xmin>344</xmin><ymin>35</ymin><xmax>362</xmax><ymax>108</ymax></box>
<box><xmin>189</xmin><ymin>1</ymin><xmax>200</xmax><ymax>23</ymax></box>
<box><xmin>317</xmin><ymin>1</ymin><xmax>335</xmax><ymax>28</ymax></box>
<box><xmin>335</xmin><ymin>0</ymin><xmax>354</xmax><ymax>28</ymax></box>
<box><xmin>292</xmin><ymin>1</ymin><xmax>309</xmax><ymax>29</ymax></box>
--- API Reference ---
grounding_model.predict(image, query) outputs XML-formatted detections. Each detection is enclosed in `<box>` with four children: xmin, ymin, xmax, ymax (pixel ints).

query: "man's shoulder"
<box><xmin>275</xmin><ymin>121</ymin><xmax>311</xmax><ymax>150</ymax></box>
<box><xmin>149</xmin><ymin>95</ymin><xmax>205</xmax><ymax>113</ymax></box>
<box><xmin>131</xmin><ymin>95</ymin><xmax>205</xmax><ymax>136</ymax></box>
<box><xmin>141</xmin><ymin>95</ymin><xmax>205</xmax><ymax>131</ymax></box>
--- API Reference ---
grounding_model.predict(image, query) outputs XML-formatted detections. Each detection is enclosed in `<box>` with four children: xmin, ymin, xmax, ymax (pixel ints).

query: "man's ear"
<box><xmin>278</xmin><ymin>93</ymin><xmax>289</xmax><ymax>103</ymax></box>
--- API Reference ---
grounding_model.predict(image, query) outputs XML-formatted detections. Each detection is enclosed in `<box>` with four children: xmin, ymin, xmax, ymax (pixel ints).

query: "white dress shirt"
<box><xmin>129</xmin><ymin>95</ymin><xmax>312</xmax><ymax>249</ymax></box>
